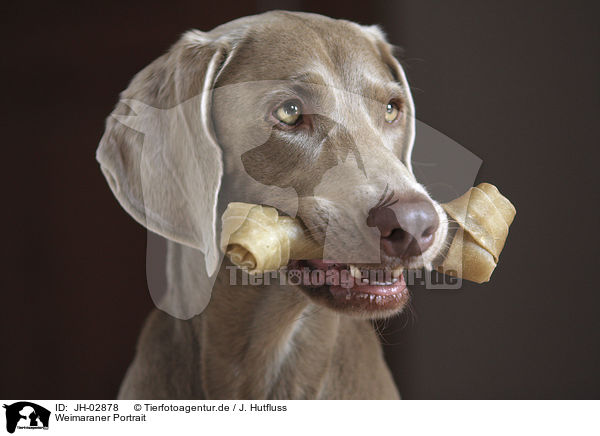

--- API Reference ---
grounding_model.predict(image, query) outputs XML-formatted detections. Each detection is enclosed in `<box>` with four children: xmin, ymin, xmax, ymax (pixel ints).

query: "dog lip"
<box><xmin>330</xmin><ymin>274</ymin><xmax>407</xmax><ymax>297</ymax></box>
<box><xmin>290</xmin><ymin>259</ymin><xmax>410</xmax><ymax>314</ymax></box>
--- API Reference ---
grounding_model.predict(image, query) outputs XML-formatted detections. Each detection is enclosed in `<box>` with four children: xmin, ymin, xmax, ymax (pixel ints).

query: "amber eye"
<box><xmin>385</xmin><ymin>101</ymin><xmax>401</xmax><ymax>123</ymax></box>
<box><xmin>274</xmin><ymin>100</ymin><xmax>303</xmax><ymax>126</ymax></box>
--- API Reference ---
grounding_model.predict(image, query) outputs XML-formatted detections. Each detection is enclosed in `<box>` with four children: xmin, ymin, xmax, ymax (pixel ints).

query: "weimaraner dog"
<box><xmin>97</xmin><ymin>11</ymin><xmax>448</xmax><ymax>399</ymax></box>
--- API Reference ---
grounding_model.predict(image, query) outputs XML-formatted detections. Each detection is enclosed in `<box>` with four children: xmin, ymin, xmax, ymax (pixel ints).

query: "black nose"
<box><xmin>367</xmin><ymin>197</ymin><xmax>439</xmax><ymax>259</ymax></box>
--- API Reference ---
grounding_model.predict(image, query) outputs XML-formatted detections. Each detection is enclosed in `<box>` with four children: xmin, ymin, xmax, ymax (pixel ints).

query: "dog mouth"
<box><xmin>287</xmin><ymin>259</ymin><xmax>409</xmax><ymax>316</ymax></box>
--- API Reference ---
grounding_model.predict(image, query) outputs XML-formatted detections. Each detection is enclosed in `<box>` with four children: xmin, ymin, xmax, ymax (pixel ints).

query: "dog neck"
<box><xmin>197</xmin><ymin>259</ymin><xmax>342</xmax><ymax>399</ymax></box>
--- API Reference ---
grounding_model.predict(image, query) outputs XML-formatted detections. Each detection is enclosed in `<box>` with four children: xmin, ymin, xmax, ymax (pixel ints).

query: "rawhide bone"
<box><xmin>436</xmin><ymin>182</ymin><xmax>516</xmax><ymax>283</ymax></box>
<box><xmin>220</xmin><ymin>183</ymin><xmax>515</xmax><ymax>282</ymax></box>
<box><xmin>220</xmin><ymin>203</ymin><xmax>322</xmax><ymax>274</ymax></box>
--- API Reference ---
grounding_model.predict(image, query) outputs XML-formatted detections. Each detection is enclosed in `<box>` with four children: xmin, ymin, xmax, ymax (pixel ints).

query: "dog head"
<box><xmin>97</xmin><ymin>11</ymin><xmax>448</xmax><ymax>319</ymax></box>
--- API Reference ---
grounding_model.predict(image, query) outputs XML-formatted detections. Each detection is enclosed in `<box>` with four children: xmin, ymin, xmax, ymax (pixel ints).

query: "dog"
<box><xmin>97</xmin><ymin>10</ymin><xmax>448</xmax><ymax>399</ymax></box>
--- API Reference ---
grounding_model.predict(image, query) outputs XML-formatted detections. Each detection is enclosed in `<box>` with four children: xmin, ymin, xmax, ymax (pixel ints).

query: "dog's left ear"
<box><xmin>360</xmin><ymin>25</ymin><xmax>417</xmax><ymax>174</ymax></box>
<box><xmin>97</xmin><ymin>31</ymin><xmax>235</xmax><ymax>275</ymax></box>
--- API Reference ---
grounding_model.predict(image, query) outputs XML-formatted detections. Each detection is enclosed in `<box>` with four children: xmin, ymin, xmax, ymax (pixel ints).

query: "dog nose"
<box><xmin>367</xmin><ymin>198</ymin><xmax>439</xmax><ymax>258</ymax></box>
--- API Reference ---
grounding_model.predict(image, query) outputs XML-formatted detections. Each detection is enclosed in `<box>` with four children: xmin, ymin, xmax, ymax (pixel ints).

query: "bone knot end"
<box><xmin>220</xmin><ymin>203</ymin><xmax>322</xmax><ymax>274</ymax></box>
<box><xmin>437</xmin><ymin>183</ymin><xmax>516</xmax><ymax>283</ymax></box>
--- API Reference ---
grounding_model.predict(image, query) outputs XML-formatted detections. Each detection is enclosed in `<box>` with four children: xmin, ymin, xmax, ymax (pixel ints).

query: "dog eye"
<box><xmin>274</xmin><ymin>100</ymin><xmax>303</xmax><ymax>126</ymax></box>
<box><xmin>385</xmin><ymin>101</ymin><xmax>401</xmax><ymax>123</ymax></box>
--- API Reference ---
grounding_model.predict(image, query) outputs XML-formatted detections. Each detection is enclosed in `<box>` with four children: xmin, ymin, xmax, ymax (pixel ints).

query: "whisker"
<box><xmin>375</xmin><ymin>184</ymin><xmax>389</xmax><ymax>208</ymax></box>
<box><xmin>382</xmin><ymin>197</ymin><xmax>399</xmax><ymax>209</ymax></box>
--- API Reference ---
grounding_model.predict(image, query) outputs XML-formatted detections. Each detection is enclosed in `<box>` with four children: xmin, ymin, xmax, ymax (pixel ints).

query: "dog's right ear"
<box><xmin>96</xmin><ymin>31</ymin><xmax>235</xmax><ymax>275</ymax></box>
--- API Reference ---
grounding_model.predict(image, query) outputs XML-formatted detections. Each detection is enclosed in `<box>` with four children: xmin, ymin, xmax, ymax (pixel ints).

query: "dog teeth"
<box><xmin>370</xmin><ymin>278</ymin><xmax>398</xmax><ymax>285</ymax></box>
<box><xmin>349</xmin><ymin>265</ymin><xmax>403</xmax><ymax>286</ymax></box>
<box><xmin>392</xmin><ymin>267</ymin><xmax>404</xmax><ymax>279</ymax></box>
<box><xmin>349</xmin><ymin>265</ymin><xmax>362</xmax><ymax>280</ymax></box>
<box><xmin>348</xmin><ymin>265</ymin><xmax>369</xmax><ymax>284</ymax></box>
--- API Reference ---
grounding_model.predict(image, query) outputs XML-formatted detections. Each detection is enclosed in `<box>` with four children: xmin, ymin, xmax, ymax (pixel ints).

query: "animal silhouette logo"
<box><xmin>3</xmin><ymin>402</ymin><xmax>50</xmax><ymax>433</ymax></box>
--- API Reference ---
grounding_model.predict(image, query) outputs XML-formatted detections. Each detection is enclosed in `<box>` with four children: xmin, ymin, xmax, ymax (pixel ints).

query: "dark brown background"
<box><xmin>1</xmin><ymin>0</ymin><xmax>598</xmax><ymax>399</ymax></box>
